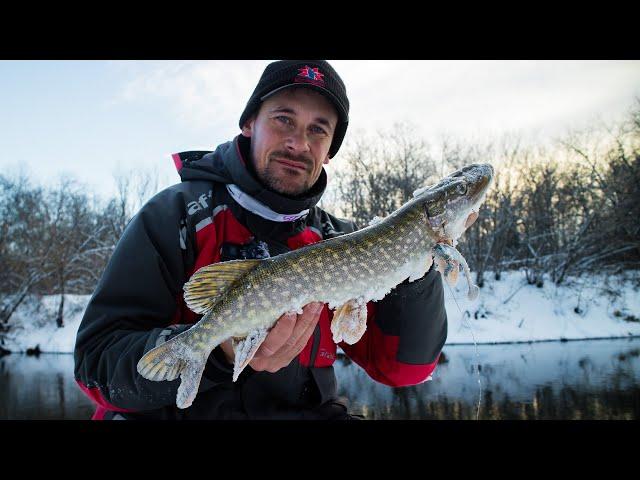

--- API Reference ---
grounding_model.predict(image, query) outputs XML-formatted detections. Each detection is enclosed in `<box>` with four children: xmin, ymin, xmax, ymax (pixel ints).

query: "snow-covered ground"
<box><xmin>2</xmin><ymin>294</ymin><xmax>87</xmax><ymax>353</ymax></box>
<box><xmin>2</xmin><ymin>270</ymin><xmax>639</xmax><ymax>353</ymax></box>
<box><xmin>444</xmin><ymin>270</ymin><xmax>640</xmax><ymax>344</ymax></box>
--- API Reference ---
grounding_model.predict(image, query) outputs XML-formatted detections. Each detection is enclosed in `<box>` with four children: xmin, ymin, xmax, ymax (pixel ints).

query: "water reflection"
<box><xmin>0</xmin><ymin>338</ymin><xmax>638</xmax><ymax>420</ymax></box>
<box><xmin>0</xmin><ymin>354</ymin><xmax>94</xmax><ymax>420</ymax></box>
<box><xmin>334</xmin><ymin>338</ymin><xmax>640</xmax><ymax>419</ymax></box>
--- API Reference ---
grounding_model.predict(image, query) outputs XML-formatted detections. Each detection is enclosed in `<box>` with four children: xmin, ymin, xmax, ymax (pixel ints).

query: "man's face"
<box><xmin>241</xmin><ymin>87</ymin><xmax>338</xmax><ymax>196</ymax></box>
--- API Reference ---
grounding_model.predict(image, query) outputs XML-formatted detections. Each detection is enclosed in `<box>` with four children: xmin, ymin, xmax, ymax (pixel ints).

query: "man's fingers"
<box><xmin>254</xmin><ymin>311</ymin><xmax>296</xmax><ymax>358</ymax></box>
<box><xmin>249</xmin><ymin>302</ymin><xmax>325</xmax><ymax>374</ymax></box>
<box><xmin>285</xmin><ymin>302</ymin><xmax>323</xmax><ymax>350</ymax></box>
<box><xmin>248</xmin><ymin>356</ymin><xmax>267</xmax><ymax>371</ymax></box>
<box><xmin>255</xmin><ymin>305</ymin><xmax>322</xmax><ymax>371</ymax></box>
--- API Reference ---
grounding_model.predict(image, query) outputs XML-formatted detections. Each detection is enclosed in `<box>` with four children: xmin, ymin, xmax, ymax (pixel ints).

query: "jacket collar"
<box><xmin>223</xmin><ymin>135</ymin><xmax>327</xmax><ymax>216</ymax></box>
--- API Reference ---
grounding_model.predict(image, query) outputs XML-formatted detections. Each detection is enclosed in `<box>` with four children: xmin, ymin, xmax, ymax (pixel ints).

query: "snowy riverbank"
<box><xmin>443</xmin><ymin>270</ymin><xmax>640</xmax><ymax>344</ymax></box>
<box><xmin>2</xmin><ymin>271</ymin><xmax>639</xmax><ymax>353</ymax></box>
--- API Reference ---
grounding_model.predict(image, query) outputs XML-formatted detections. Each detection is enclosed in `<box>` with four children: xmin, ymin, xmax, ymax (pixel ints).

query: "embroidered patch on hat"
<box><xmin>295</xmin><ymin>65</ymin><xmax>325</xmax><ymax>86</ymax></box>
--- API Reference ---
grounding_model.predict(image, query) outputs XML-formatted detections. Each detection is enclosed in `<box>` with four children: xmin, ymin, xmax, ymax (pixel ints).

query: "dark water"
<box><xmin>0</xmin><ymin>354</ymin><xmax>95</xmax><ymax>420</ymax></box>
<box><xmin>335</xmin><ymin>338</ymin><xmax>640</xmax><ymax>419</ymax></box>
<box><xmin>1</xmin><ymin>338</ymin><xmax>639</xmax><ymax>419</ymax></box>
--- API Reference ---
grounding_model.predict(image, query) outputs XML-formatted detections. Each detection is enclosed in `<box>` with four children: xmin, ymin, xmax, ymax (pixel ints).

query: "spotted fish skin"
<box><xmin>136</xmin><ymin>163</ymin><xmax>494</xmax><ymax>409</ymax></box>
<box><xmin>215</xmin><ymin>204</ymin><xmax>430</xmax><ymax>327</ymax></box>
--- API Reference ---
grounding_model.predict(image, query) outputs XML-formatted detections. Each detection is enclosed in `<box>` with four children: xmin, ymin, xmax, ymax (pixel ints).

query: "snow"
<box><xmin>2</xmin><ymin>294</ymin><xmax>87</xmax><ymax>353</ymax></box>
<box><xmin>443</xmin><ymin>270</ymin><xmax>640</xmax><ymax>344</ymax></box>
<box><xmin>2</xmin><ymin>269</ymin><xmax>639</xmax><ymax>353</ymax></box>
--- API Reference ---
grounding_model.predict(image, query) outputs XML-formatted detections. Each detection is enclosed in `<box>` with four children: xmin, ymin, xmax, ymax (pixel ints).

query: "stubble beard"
<box><xmin>251</xmin><ymin>149</ymin><xmax>314</xmax><ymax>197</ymax></box>
<box><xmin>257</xmin><ymin>164</ymin><xmax>312</xmax><ymax>197</ymax></box>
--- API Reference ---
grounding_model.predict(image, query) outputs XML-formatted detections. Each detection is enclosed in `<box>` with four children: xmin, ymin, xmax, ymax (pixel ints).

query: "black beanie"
<box><xmin>239</xmin><ymin>60</ymin><xmax>349</xmax><ymax>158</ymax></box>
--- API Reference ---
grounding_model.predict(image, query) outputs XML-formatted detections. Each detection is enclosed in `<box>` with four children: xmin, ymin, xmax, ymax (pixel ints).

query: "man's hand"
<box><xmin>219</xmin><ymin>302</ymin><xmax>324</xmax><ymax>374</ymax></box>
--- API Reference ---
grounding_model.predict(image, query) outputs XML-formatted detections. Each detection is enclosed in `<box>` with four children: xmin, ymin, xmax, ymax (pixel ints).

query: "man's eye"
<box><xmin>310</xmin><ymin>126</ymin><xmax>327</xmax><ymax>135</ymax></box>
<box><xmin>277</xmin><ymin>116</ymin><xmax>292</xmax><ymax>125</ymax></box>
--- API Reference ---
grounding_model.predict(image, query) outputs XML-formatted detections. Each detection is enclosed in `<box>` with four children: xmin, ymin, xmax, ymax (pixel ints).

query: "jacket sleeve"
<box><xmin>339</xmin><ymin>264</ymin><xmax>448</xmax><ymax>387</ymax></box>
<box><xmin>74</xmin><ymin>187</ymin><xmax>231</xmax><ymax>412</ymax></box>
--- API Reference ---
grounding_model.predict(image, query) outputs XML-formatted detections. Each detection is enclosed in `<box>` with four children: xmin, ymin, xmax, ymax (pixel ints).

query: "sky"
<box><xmin>1</xmin><ymin>60</ymin><xmax>639</xmax><ymax>200</ymax></box>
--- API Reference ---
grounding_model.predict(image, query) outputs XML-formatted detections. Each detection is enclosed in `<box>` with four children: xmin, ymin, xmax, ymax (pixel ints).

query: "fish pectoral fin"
<box><xmin>231</xmin><ymin>327</ymin><xmax>270</xmax><ymax>382</ymax></box>
<box><xmin>433</xmin><ymin>245</ymin><xmax>460</xmax><ymax>287</ymax></box>
<box><xmin>183</xmin><ymin>258</ymin><xmax>264</xmax><ymax>314</ymax></box>
<box><xmin>434</xmin><ymin>243</ymin><xmax>480</xmax><ymax>300</ymax></box>
<box><xmin>331</xmin><ymin>298</ymin><xmax>368</xmax><ymax>345</ymax></box>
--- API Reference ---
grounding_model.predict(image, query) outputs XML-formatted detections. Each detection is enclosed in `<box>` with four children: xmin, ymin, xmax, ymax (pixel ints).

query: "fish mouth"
<box><xmin>433</xmin><ymin>164</ymin><xmax>493</xmax><ymax>242</ymax></box>
<box><xmin>465</xmin><ymin>164</ymin><xmax>493</xmax><ymax>202</ymax></box>
<box><xmin>443</xmin><ymin>163</ymin><xmax>493</xmax><ymax>204</ymax></box>
<box><xmin>443</xmin><ymin>164</ymin><xmax>493</xmax><ymax>209</ymax></box>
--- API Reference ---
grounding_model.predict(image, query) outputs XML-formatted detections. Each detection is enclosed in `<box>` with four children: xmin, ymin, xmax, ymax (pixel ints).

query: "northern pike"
<box><xmin>137</xmin><ymin>163</ymin><xmax>494</xmax><ymax>408</ymax></box>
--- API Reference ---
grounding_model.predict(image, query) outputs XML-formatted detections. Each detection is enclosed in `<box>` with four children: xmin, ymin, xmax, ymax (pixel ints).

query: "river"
<box><xmin>1</xmin><ymin>338</ymin><xmax>638</xmax><ymax>419</ymax></box>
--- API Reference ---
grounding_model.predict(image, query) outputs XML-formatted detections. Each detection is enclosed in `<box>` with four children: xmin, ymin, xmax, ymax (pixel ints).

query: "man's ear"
<box><xmin>241</xmin><ymin>116</ymin><xmax>255</xmax><ymax>138</ymax></box>
<box><xmin>323</xmin><ymin>154</ymin><xmax>331</xmax><ymax>165</ymax></box>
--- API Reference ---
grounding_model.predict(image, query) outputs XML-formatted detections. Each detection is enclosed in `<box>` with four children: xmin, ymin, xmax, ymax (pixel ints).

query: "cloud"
<box><xmin>332</xmin><ymin>60</ymin><xmax>640</xmax><ymax>143</ymax></box>
<box><xmin>112</xmin><ymin>60</ymin><xmax>271</xmax><ymax>139</ymax></box>
<box><xmin>112</xmin><ymin>60</ymin><xmax>640</xmax><ymax>147</ymax></box>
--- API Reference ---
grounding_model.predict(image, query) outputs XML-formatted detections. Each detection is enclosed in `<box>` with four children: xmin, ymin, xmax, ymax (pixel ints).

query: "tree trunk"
<box><xmin>1</xmin><ymin>283</ymin><xmax>31</xmax><ymax>325</ymax></box>
<box><xmin>56</xmin><ymin>294</ymin><xmax>64</xmax><ymax>328</ymax></box>
<box><xmin>56</xmin><ymin>274</ymin><xmax>65</xmax><ymax>328</ymax></box>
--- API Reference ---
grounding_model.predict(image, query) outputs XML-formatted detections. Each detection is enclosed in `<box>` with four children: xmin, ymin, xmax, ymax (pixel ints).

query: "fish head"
<box><xmin>415</xmin><ymin>163</ymin><xmax>494</xmax><ymax>244</ymax></box>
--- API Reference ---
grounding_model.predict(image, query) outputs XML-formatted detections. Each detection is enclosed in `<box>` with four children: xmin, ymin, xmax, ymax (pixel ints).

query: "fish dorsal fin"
<box><xmin>183</xmin><ymin>259</ymin><xmax>263</xmax><ymax>314</ymax></box>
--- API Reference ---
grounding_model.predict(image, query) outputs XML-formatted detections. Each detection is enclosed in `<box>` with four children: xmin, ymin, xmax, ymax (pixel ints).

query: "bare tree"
<box><xmin>112</xmin><ymin>164</ymin><xmax>164</xmax><ymax>230</ymax></box>
<box><xmin>331</xmin><ymin>102</ymin><xmax>640</xmax><ymax>291</ymax></box>
<box><xmin>0</xmin><ymin>174</ymin><xmax>56</xmax><ymax>329</ymax></box>
<box><xmin>334</xmin><ymin>123</ymin><xmax>439</xmax><ymax>227</ymax></box>
<box><xmin>42</xmin><ymin>179</ymin><xmax>114</xmax><ymax>327</ymax></box>
<box><xmin>0</xmin><ymin>172</ymin><xmax>136</xmax><ymax>335</ymax></box>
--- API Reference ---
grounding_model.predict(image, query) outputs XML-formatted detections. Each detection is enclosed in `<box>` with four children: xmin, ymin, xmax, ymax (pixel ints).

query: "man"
<box><xmin>74</xmin><ymin>60</ymin><xmax>451</xmax><ymax>420</ymax></box>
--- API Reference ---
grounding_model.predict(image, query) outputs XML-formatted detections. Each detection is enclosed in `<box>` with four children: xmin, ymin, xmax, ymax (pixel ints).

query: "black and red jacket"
<box><xmin>73</xmin><ymin>135</ymin><xmax>448</xmax><ymax>420</ymax></box>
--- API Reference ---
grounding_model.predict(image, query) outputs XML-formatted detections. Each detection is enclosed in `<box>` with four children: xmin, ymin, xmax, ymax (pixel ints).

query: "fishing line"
<box><xmin>447</xmin><ymin>281</ymin><xmax>482</xmax><ymax>421</ymax></box>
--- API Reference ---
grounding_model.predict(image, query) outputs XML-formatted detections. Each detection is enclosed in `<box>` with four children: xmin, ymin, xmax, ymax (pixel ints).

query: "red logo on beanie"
<box><xmin>295</xmin><ymin>66</ymin><xmax>325</xmax><ymax>86</ymax></box>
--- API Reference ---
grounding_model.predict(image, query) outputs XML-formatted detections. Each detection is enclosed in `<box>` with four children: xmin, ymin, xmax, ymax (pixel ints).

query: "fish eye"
<box><xmin>456</xmin><ymin>183</ymin><xmax>468</xmax><ymax>195</ymax></box>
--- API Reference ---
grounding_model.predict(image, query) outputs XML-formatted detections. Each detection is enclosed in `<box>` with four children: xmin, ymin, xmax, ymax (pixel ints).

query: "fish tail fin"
<box><xmin>136</xmin><ymin>331</ymin><xmax>210</xmax><ymax>409</ymax></box>
<box><xmin>137</xmin><ymin>338</ymin><xmax>184</xmax><ymax>382</ymax></box>
<box><xmin>175</xmin><ymin>358</ymin><xmax>208</xmax><ymax>409</ymax></box>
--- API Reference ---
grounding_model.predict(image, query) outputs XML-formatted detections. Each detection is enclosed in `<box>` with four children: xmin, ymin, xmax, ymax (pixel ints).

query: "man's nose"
<box><xmin>285</xmin><ymin>128</ymin><xmax>311</xmax><ymax>153</ymax></box>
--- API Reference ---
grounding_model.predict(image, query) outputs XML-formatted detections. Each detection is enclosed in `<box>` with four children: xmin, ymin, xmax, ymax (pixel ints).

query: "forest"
<box><xmin>1</xmin><ymin>101</ymin><xmax>638</xmax><ymax>336</ymax></box>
